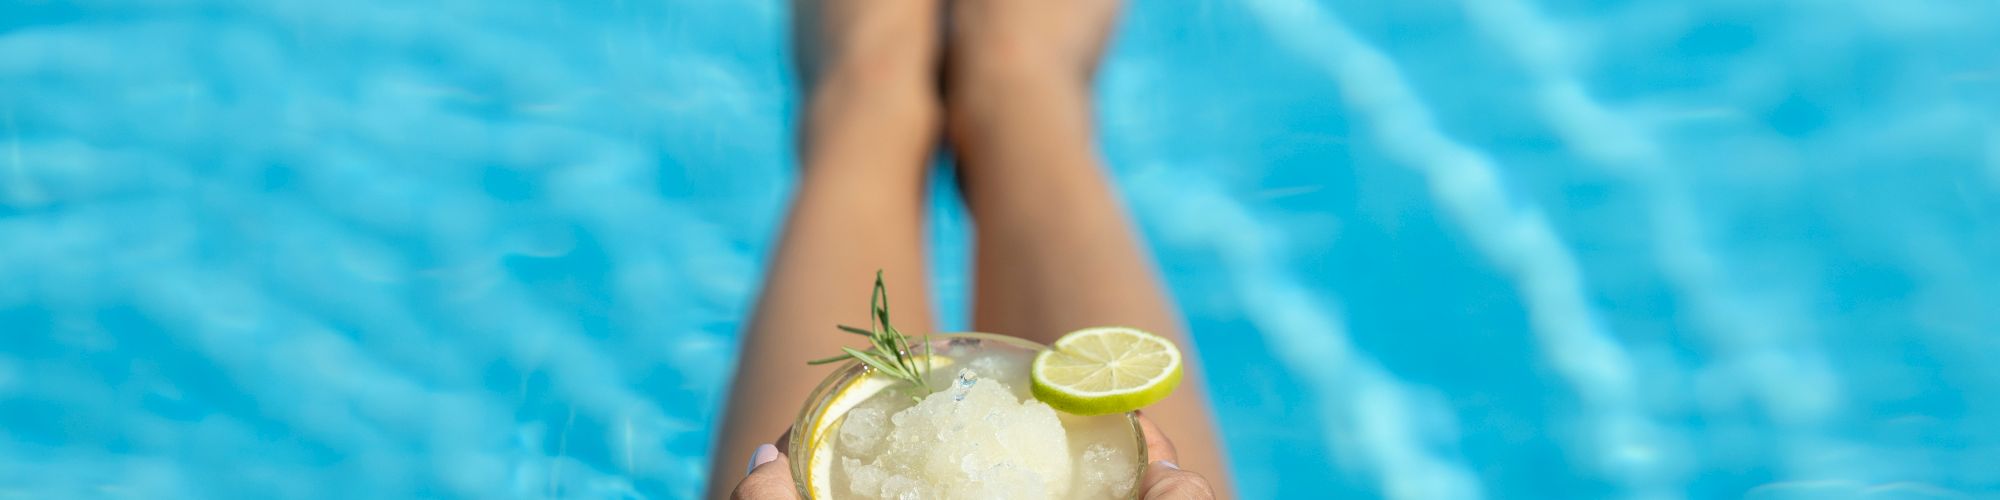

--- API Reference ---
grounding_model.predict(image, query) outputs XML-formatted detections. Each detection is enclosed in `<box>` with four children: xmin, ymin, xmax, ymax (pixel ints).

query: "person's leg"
<box><xmin>947</xmin><ymin>0</ymin><xmax>1236</xmax><ymax>495</ymax></box>
<box><xmin>704</xmin><ymin>0</ymin><xmax>940</xmax><ymax>497</ymax></box>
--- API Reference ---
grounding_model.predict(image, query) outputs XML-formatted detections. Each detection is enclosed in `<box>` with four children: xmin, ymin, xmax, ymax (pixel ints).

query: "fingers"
<box><xmin>1137</xmin><ymin>412</ymin><xmax>1218</xmax><ymax>499</ymax></box>
<box><xmin>731</xmin><ymin>445</ymin><xmax>800</xmax><ymax>500</ymax></box>
<box><xmin>1136</xmin><ymin>412</ymin><xmax>1179</xmax><ymax>464</ymax></box>
<box><xmin>1142</xmin><ymin>460</ymin><xmax>1217</xmax><ymax>500</ymax></box>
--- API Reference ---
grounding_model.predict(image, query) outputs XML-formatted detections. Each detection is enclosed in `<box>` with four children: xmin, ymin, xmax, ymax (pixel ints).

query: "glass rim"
<box><xmin>787</xmin><ymin>331</ymin><xmax>1148</xmax><ymax>499</ymax></box>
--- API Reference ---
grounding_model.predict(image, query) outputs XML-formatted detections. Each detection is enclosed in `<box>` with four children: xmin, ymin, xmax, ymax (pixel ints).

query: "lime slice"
<box><xmin>805</xmin><ymin>354</ymin><xmax>959</xmax><ymax>496</ymax></box>
<box><xmin>1031</xmin><ymin>326</ymin><xmax>1184</xmax><ymax>416</ymax></box>
<box><xmin>805</xmin><ymin>373</ymin><xmax>896</xmax><ymax>496</ymax></box>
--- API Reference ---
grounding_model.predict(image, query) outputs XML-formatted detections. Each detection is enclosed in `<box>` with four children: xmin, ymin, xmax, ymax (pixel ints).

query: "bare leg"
<box><xmin>948</xmin><ymin>0</ymin><xmax>1237</xmax><ymax>495</ymax></box>
<box><xmin>704</xmin><ymin>0</ymin><xmax>940</xmax><ymax>497</ymax></box>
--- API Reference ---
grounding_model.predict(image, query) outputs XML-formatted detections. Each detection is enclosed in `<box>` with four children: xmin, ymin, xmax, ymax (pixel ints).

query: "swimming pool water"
<box><xmin>2</xmin><ymin>0</ymin><xmax>1996</xmax><ymax>498</ymax></box>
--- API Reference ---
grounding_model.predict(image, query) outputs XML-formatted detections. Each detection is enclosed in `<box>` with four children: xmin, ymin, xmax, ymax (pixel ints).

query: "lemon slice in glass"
<box><xmin>1030</xmin><ymin>326</ymin><xmax>1183</xmax><ymax>416</ymax></box>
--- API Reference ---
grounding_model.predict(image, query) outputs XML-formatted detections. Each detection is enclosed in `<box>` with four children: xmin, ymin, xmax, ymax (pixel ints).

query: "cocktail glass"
<box><xmin>789</xmin><ymin>332</ymin><xmax>1147</xmax><ymax>499</ymax></box>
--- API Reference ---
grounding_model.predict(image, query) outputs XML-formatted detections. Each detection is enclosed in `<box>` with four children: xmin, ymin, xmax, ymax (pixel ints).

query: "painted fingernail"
<box><xmin>746</xmin><ymin>444</ymin><xmax>779</xmax><ymax>476</ymax></box>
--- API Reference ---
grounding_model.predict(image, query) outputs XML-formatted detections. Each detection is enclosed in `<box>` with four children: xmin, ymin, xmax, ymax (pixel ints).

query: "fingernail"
<box><xmin>1158</xmin><ymin>460</ymin><xmax>1180</xmax><ymax>471</ymax></box>
<box><xmin>746</xmin><ymin>444</ymin><xmax>779</xmax><ymax>476</ymax></box>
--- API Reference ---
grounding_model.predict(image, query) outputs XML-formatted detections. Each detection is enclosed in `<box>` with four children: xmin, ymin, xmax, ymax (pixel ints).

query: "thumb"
<box><xmin>1141</xmin><ymin>460</ymin><xmax>1216</xmax><ymax>500</ymax></box>
<box><xmin>730</xmin><ymin>444</ymin><xmax>800</xmax><ymax>500</ymax></box>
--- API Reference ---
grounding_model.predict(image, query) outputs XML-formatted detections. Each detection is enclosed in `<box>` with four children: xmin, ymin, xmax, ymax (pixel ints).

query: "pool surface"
<box><xmin>3</xmin><ymin>0</ymin><xmax>1998</xmax><ymax>498</ymax></box>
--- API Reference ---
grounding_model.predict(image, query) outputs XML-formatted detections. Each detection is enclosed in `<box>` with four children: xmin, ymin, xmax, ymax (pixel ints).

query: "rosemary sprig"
<box><xmin>806</xmin><ymin>271</ymin><xmax>933</xmax><ymax>391</ymax></box>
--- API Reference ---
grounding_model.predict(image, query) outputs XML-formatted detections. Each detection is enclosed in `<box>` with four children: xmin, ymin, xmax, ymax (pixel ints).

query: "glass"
<box><xmin>788</xmin><ymin>332</ymin><xmax>1148</xmax><ymax>499</ymax></box>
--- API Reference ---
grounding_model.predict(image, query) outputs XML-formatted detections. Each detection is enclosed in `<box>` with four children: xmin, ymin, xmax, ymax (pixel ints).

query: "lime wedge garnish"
<box><xmin>1030</xmin><ymin>326</ymin><xmax>1183</xmax><ymax>416</ymax></box>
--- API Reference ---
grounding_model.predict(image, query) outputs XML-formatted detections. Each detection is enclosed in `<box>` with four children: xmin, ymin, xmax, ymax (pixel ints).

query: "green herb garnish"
<box><xmin>806</xmin><ymin>271</ymin><xmax>933</xmax><ymax>391</ymax></box>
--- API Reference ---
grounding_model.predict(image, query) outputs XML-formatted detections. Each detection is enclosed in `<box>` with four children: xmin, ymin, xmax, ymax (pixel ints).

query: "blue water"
<box><xmin>3</xmin><ymin>0</ymin><xmax>1997</xmax><ymax>498</ymax></box>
